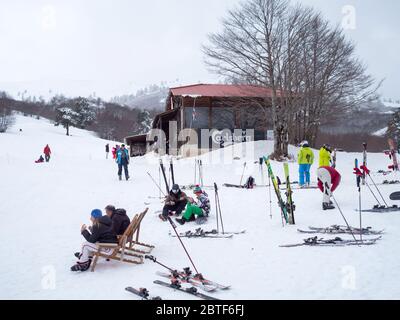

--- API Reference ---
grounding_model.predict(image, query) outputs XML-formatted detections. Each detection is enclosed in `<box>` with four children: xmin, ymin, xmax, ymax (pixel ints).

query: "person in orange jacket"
<box><xmin>44</xmin><ymin>145</ymin><xmax>51</xmax><ymax>162</ymax></box>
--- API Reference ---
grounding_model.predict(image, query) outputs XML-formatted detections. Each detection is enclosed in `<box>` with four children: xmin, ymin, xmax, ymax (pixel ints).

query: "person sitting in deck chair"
<box><xmin>71</xmin><ymin>209</ymin><xmax>118</xmax><ymax>272</ymax></box>
<box><xmin>176</xmin><ymin>186</ymin><xmax>210</xmax><ymax>225</ymax></box>
<box><xmin>105</xmin><ymin>205</ymin><xmax>131</xmax><ymax>236</ymax></box>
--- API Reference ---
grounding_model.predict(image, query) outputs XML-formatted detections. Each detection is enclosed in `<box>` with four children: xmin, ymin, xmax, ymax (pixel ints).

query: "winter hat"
<box><xmin>300</xmin><ymin>141</ymin><xmax>309</xmax><ymax>147</ymax></box>
<box><xmin>172</xmin><ymin>184</ymin><xmax>180</xmax><ymax>193</ymax></box>
<box><xmin>193</xmin><ymin>186</ymin><xmax>202</xmax><ymax>194</ymax></box>
<box><xmin>91</xmin><ymin>209</ymin><xmax>103</xmax><ymax>219</ymax></box>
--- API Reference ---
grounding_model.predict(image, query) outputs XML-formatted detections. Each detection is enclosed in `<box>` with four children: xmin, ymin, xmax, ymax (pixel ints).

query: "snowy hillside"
<box><xmin>1</xmin><ymin>116</ymin><xmax>400</xmax><ymax>300</ymax></box>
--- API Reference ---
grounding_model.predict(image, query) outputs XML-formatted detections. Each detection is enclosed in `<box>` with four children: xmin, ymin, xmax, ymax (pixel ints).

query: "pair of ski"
<box><xmin>169</xmin><ymin>228</ymin><xmax>244</xmax><ymax>239</ymax></box>
<box><xmin>298</xmin><ymin>225</ymin><xmax>385</xmax><ymax>236</ymax></box>
<box><xmin>281</xmin><ymin>236</ymin><xmax>382</xmax><ymax>248</ymax></box>
<box><xmin>155</xmin><ymin>270</ymin><xmax>229</xmax><ymax>292</ymax></box>
<box><xmin>357</xmin><ymin>205</ymin><xmax>400</xmax><ymax>213</ymax></box>
<box><xmin>263</xmin><ymin>156</ymin><xmax>295</xmax><ymax>225</ymax></box>
<box><xmin>126</xmin><ymin>281</ymin><xmax>218</xmax><ymax>301</ymax></box>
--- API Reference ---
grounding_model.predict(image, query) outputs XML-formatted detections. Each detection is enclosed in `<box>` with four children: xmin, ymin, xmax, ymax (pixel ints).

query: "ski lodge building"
<box><xmin>125</xmin><ymin>84</ymin><xmax>280</xmax><ymax>157</ymax></box>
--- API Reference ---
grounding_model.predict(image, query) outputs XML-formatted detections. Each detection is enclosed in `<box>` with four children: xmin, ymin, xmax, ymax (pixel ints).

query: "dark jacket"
<box><xmin>166</xmin><ymin>190</ymin><xmax>187</xmax><ymax>206</ymax></box>
<box><xmin>82</xmin><ymin>216</ymin><xmax>118</xmax><ymax>244</ymax></box>
<box><xmin>111</xmin><ymin>209</ymin><xmax>131</xmax><ymax>236</ymax></box>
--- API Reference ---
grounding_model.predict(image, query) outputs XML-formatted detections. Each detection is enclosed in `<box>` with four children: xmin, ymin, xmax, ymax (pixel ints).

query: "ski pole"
<box><xmin>240</xmin><ymin>162</ymin><xmax>247</xmax><ymax>186</ymax></box>
<box><xmin>145</xmin><ymin>255</ymin><xmax>175</xmax><ymax>272</ymax></box>
<box><xmin>325</xmin><ymin>183</ymin><xmax>359</xmax><ymax>243</ymax></box>
<box><xmin>354</xmin><ymin>160</ymin><xmax>363</xmax><ymax>242</ymax></box>
<box><xmin>214</xmin><ymin>183</ymin><xmax>225</xmax><ymax>234</ymax></box>
<box><xmin>170</xmin><ymin>158</ymin><xmax>175</xmax><ymax>186</ymax></box>
<box><xmin>167</xmin><ymin>216</ymin><xmax>199</xmax><ymax>274</ymax></box>
<box><xmin>147</xmin><ymin>172</ymin><xmax>166</xmax><ymax>197</ymax></box>
<box><xmin>194</xmin><ymin>159</ymin><xmax>198</xmax><ymax>185</ymax></box>
<box><xmin>364</xmin><ymin>180</ymin><xmax>383</xmax><ymax>207</ymax></box>
<box><xmin>214</xmin><ymin>183</ymin><xmax>219</xmax><ymax>233</ymax></box>
<box><xmin>365</xmin><ymin>172</ymin><xmax>389</xmax><ymax>207</ymax></box>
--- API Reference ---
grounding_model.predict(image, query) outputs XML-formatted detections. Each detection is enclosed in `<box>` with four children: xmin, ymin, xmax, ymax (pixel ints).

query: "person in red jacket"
<box><xmin>44</xmin><ymin>144</ymin><xmax>51</xmax><ymax>162</ymax></box>
<box><xmin>317</xmin><ymin>166</ymin><xmax>341</xmax><ymax>210</ymax></box>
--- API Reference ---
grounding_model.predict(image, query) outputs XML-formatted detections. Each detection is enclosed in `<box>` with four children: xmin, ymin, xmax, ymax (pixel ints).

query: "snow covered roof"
<box><xmin>169</xmin><ymin>84</ymin><xmax>280</xmax><ymax>98</ymax></box>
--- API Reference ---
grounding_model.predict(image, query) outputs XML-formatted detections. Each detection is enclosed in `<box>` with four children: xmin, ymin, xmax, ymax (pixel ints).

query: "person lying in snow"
<box><xmin>176</xmin><ymin>186</ymin><xmax>210</xmax><ymax>225</ymax></box>
<box><xmin>105</xmin><ymin>205</ymin><xmax>131</xmax><ymax>236</ymax></box>
<box><xmin>35</xmin><ymin>155</ymin><xmax>45</xmax><ymax>163</ymax></box>
<box><xmin>160</xmin><ymin>184</ymin><xmax>188</xmax><ymax>221</ymax></box>
<box><xmin>71</xmin><ymin>209</ymin><xmax>118</xmax><ymax>272</ymax></box>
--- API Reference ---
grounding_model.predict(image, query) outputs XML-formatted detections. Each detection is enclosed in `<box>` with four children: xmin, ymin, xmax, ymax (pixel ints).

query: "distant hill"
<box><xmin>110</xmin><ymin>84</ymin><xmax>168</xmax><ymax>111</ymax></box>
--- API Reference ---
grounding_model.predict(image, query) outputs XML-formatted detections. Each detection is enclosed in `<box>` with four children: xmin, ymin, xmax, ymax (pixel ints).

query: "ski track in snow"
<box><xmin>1</xmin><ymin>115</ymin><xmax>400</xmax><ymax>300</ymax></box>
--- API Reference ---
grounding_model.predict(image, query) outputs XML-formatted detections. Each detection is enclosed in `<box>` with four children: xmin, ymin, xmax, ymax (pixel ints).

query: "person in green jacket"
<box><xmin>319</xmin><ymin>144</ymin><xmax>332</xmax><ymax>168</ymax></box>
<box><xmin>298</xmin><ymin>141</ymin><xmax>315</xmax><ymax>187</ymax></box>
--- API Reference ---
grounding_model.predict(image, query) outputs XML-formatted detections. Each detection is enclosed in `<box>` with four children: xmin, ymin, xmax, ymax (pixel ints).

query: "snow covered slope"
<box><xmin>1</xmin><ymin>116</ymin><xmax>400</xmax><ymax>300</ymax></box>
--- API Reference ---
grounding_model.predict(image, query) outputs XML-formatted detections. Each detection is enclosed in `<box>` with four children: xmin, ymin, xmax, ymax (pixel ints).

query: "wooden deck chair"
<box><xmin>90</xmin><ymin>209</ymin><xmax>149</xmax><ymax>272</ymax></box>
<box><xmin>125</xmin><ymin>209</ymin><xmax>155</xmax><ymax>254</ymax></box>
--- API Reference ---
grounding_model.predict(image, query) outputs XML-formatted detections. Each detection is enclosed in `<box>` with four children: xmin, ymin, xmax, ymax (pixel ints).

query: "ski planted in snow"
<box><xmin>159</xmin><ymin>159</ymin><xmax>170</xmax><ymax>194</ymax></box>
<box><xmin>298</xmin><ymin>225</ymin><xmax>384</xmax><ymax>236</ymax></box>
<box><xmin>280</xmin><ymin>236</ymin><xmax>382</xmax><ymax>248</ymax></box>
<box><xmin>263</xmin><ymin>156</ymin><xmax>289</xmax><ymax>224</ymax></box>
<box><xmin>153</xmin><ymin>280</ymin><xmax>219</xmax><ymax>300</ymax></box>
<box><xmin>332</xmin><ymin>149</ymin><xmax>337</xmax><ymax>168</ymax></box>
<box><xmin>284</xmin><ymin>163</ymin><xmax>295</xmax><ymax>225</ymax></box>
<box><xmin>170</xmin><ymin>158</ymin><xmax>175</xmax><ymax>186</ymax></box>
<box><xmin>125</xmin><ymin>287</ymin><xmax>162</xmax><ymax>300</ymax></box>
<box><xmin>362</xmin><ymin>142</ymin><xmax>368</xmax><ymax>185</ymax></box>
<box><xmin>387</xmin><ymin>139</ymin><xmax>399</xmax><ymax>171</ymax></box>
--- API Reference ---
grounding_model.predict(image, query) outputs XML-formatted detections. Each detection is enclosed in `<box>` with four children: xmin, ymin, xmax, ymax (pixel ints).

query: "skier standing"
<box><xmin>105</xmin><ymin>144</ymin><xmax>110</xmax><ymax>159</ymax></box>
<box><xmin>112</xmin><ymin>146</ymin><xmax>117</xmax><ymax>159</ymax></box>
<box><xmin>298</xmin><ymin>141</ymin><xmax>314</xmax><ymax>187</ymax></box>
<box><xmin>176</xmin><ymin>186</ymin><xmax>210</xmax><ymax>225</ymax></box>
<box><xmin>71</xmin><ymin>209</ymin><xmax>118</xmax><ymax>272</ymax></box>
<box><xmin>319</xmin><ymin>144</ymin><xmax>332</xmax><ymax>167</ymax></box>
<box><xmin>116</xmin><ymin>144</ymin><xmax>130</xmax><ymax>181</ymax></box>
<box><xmin>160</xmin><ymin>184</ymin><xmax>188</xmax><ymax>221</ymax></box>
<box><xmin>44</xmin><ymin>144</ymin><xmax>51</xmax><ymax>162</ymax></box>
<box><xmin>317</xmin><ymin>166</ymin><xmax>341</xmax><ymax>210</ymax></box>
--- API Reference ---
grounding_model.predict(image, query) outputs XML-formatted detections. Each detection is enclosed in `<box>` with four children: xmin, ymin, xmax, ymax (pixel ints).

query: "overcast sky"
<box><xmin>0</xmin><ymin>0</ymin><xmax>398</xmax><ymax>100</ymax></box>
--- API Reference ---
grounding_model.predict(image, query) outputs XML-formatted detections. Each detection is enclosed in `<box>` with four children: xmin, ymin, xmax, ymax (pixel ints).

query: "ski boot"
<box><xmin>323</xmin><ymin>202</ymin><xmax>335</xmax><ymax>211</ymax></box>
<box><xmin>71</xmin><ymin>259</ymin><xmax>92</xmax><ymax>272</ymax></box>
<box><xmin>118</xmin><ymin>175</ymin><xmax>122</xmax><ymax>181</ymax></box>
<box><xmin>176</xmin><ymin>218</ymin><xmax>186</xmax><ymax>225</ymax></box>
<box><xmin>74</xmin><ymin>252</ymin><xmax>82</xmax><ymax>259</ymax></box>
<box><xmin>126</xmin><ymin>175</ymin><xmax>130</xmax><ymax>181</ymax></box>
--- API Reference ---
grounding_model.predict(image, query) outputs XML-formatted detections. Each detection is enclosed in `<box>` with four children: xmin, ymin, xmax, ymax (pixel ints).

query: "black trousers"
<box><xmin>45</xmin><ymin>155</ymin><xmax>50</xmax><ymax>162</ymax></box>
<box><xmin>162</xmin><ymin>200</ymin><xmax>187</xmax><ymax>218</ymax></box>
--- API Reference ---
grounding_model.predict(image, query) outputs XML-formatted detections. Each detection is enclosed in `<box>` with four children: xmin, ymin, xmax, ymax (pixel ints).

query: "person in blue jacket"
<box><xmin>116</xmin><ymin>144</ymin><xmax>130</xmax><ymax>181</ymax></box>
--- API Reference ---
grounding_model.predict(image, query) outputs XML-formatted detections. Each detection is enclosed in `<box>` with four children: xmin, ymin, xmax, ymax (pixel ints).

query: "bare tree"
<box><xmin>204</xmin><ymin>0</ymin><xmax>379</xmax><ymax>157</ymax></box>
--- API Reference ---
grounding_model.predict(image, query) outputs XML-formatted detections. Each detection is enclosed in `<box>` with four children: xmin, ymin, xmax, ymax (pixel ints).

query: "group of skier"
<box><xmin>35</xmin><ymin>144</ymin><xmax>51</xmax><ymax>163</ymax></box>
<box><xmin>297</xmin><ymin>141</ymin><xmax>341</xmax><ymax>210</ymax></box>
<box><xmin>71</xmin><ymin>205</ymin><xmax>131</xmax><ymax>272</ymax></box>
<box><xmin>159</xmin><ymin>184</ymin><xmax>211</xmax><ymax>226</ymax></box>
<box><xmin>105</xmin><ymin>143</ymin><xmax>131</xmax><ymax>181</ymax></box>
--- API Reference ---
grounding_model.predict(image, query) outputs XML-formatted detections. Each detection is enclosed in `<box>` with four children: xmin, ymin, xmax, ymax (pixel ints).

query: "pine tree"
<box><xmin>73</xmin><ymin>97</ymin><xmax>96</xmax><ymax>129</ymax></box>
<box><xmin>55</xmin><ymin>107</ymin><xmax>78</xmax><ymax>136</ymax></box>
<box><xmin>136</xmin><ymin>110</ymin><xmax>152</xmax><ymax>134</ymax></box>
